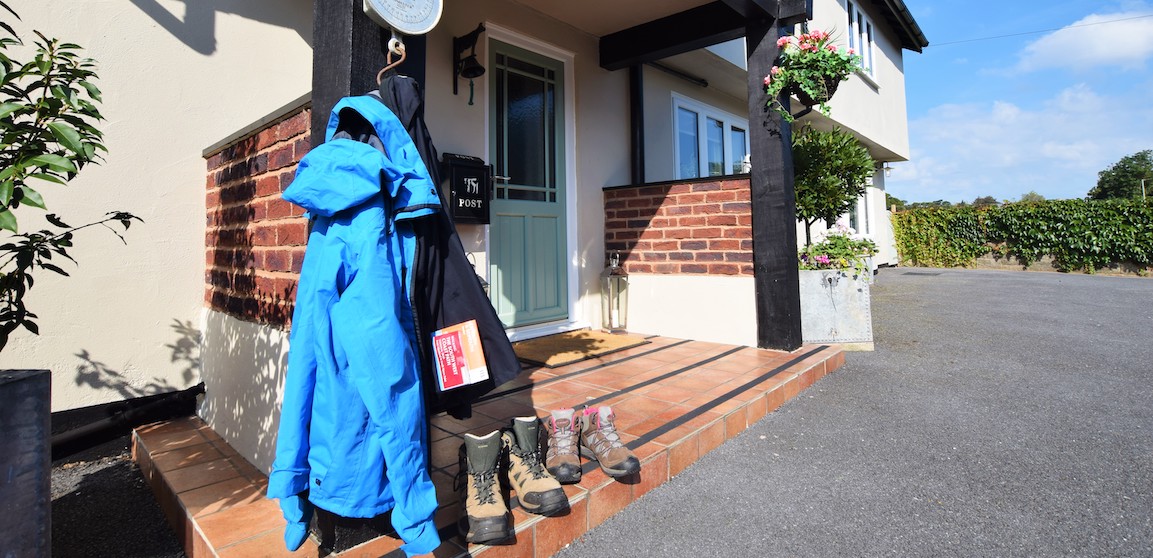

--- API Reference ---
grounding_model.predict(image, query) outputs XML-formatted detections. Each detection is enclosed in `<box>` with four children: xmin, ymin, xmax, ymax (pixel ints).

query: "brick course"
<box><xmin>204</xmin><ymin>106</ymin><xmax>311</xmax><ymax>328</ymax></box>
<box><xmin>604</xmin><ymin>177</ymin><xmax>754</xmax><ymax>276</ymax></box>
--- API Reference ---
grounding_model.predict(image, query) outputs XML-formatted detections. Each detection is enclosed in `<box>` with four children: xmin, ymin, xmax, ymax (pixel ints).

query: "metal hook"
<box><xmin>376</xmin><ymin>34</ymin><xmax>407</xmax><ymax>85</ymax></box>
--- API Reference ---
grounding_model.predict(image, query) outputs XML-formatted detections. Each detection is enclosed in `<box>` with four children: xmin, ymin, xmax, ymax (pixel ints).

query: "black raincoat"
<box><xmin>376</xmin><ymin>74</ymin><xmax>522</xmax><ymax>419</ymax></box>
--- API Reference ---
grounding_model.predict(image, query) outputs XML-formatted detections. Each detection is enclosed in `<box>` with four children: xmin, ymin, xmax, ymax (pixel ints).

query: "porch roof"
<box><xmin>514</xmin><ymin>0</ymin><xmax>928</xmax><ymax>56</ymax></box>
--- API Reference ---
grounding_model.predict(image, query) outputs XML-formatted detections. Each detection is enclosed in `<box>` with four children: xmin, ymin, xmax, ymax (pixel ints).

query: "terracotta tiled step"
<box><xmin>133</xmin><ymin>337</ymin><xmax>843</xmax><ymax>558</ymax></box>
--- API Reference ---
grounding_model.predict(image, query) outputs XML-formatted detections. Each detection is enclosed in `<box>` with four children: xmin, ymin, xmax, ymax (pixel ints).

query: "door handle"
<box><xmin>493</xmin><ymin>175</ymin><xmax>512</xmax><ymax>183</ymax></box>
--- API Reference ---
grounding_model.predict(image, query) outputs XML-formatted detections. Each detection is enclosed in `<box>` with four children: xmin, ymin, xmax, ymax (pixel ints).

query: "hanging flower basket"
<box><xmin>763</xmin><ymin>30</ymin><xmax>860</xmax><ymax>122</ymax></box>
<box><xmin>786</xmin><ymin>76</ymin><xmax>841</xmax><ymax>108</ymax></box>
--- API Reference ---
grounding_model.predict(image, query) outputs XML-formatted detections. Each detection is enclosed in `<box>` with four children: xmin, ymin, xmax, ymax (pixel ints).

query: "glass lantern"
<box><xmin>601</xmin><ymin>251</ymin><xmax>629</xmax><ymax>333</ymax></box>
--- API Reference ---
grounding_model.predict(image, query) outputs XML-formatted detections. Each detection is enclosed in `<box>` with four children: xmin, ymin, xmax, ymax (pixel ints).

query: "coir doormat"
<box><xmin>513</xmin><ymin>330</ymin><xmax>650</xmax><ymax>368</ymax></box>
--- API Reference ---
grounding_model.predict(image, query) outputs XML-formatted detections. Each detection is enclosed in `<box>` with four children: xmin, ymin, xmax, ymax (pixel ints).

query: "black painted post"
<box><xmin>745</xmin><ymin>17</ymin><xmax>803</xmax><ymax>351</ymax></box>
<box><xmin>310</xmin><ymin>0</ymin><xmax>426</xmax><ymax>147</ymax></box>
<box><xmin>0</xmin><ymin>370</ymin><xmax>52</xmax><ymax>558</ymax></box>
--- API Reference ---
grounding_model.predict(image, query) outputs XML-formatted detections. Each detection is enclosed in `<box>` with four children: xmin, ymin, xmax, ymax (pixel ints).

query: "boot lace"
<box><xmin>454</xmin><ymin>468</ymin><xmax>499</xmax><ymax>505</ymax></box>
<box><xmin>549</xmin><ymin>420</ymin><xmax>578</xmax><ymax>457</ymax></box>
<box><xmin>511</xmin><ymin>444</ymin><xmax>550</xmax><ymax>480</ymax></box>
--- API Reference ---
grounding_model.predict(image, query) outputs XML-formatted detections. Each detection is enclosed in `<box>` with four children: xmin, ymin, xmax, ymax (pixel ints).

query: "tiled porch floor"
<box><xmin>134</xmin><ymin>335</ymin><xmax>844</xmax><ymax>558</ymax></box>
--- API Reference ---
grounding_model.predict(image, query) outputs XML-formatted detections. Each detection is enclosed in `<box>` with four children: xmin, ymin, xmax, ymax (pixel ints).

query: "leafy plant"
<box><xmin>798</xmin><ymin>225</ymin><xmax>877</xmax><ymax>278</ymax></box>
<box><xmin>891</xmin><ymin>199</ymin><xmax>1153</xmax><ymax>273</ymax></box>
<box><xmin>0</xmin><ymin>3</ymin><xmax>140</xmax><ymax>351</ymax></box>
<box><xmin>763</xmin><ymin>29</ymin><xmax>861</xmax><ymax>121</ymax></box>
<box><xmin>792</xmin><ymin>125</ymin><xmax>875</xmax><ymax>245</ymax></box>
<box><xmin>1088</xmin><ymin>150</ymin><xmax>1152</xmax><ymax>200</ymax></box>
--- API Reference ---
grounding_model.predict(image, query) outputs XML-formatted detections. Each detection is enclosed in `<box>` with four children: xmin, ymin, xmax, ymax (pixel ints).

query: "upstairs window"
<box><xmin>846</xmin><ymin>1</ymin><xmax>876</xmax><ymax>77</ymax></box>
<box><xmin>673</xmin><ymin>95</ymin><xmax>750</xmax><ymax>179</ymax></box>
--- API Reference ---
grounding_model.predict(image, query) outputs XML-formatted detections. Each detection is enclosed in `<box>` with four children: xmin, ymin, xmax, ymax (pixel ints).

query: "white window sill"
<box><xmin>854</xmin><ymin>68</ymin><xmax>880</xmax><ymax>90</ymax></box>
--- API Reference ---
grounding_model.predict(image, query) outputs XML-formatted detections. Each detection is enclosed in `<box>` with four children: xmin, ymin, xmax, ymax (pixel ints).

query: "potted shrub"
<box><xmin>797</xmin><ymin>226</ymin><xmax>877</xmax><ymax>350</ymax></box>
<box><xmin>763</xmin><ymin>29</ymin><xmax>861</xmax><ymax>121</ymax></box>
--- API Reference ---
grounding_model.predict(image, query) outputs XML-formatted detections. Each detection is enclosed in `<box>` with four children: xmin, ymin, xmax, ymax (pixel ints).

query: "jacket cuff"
<box><xmin>266</xmin><ymin>469</ymin><xmax>310</xmax><ymax>499</ymax></box>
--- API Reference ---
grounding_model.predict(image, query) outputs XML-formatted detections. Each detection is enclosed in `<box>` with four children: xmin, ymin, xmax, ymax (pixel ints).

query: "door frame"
<box><xmin>482</xmin><ymin>22</ymin><xmax>586</xmax><ymax>341</ymax></box>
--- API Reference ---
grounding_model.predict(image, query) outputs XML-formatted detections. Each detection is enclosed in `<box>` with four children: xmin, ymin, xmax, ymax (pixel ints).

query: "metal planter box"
<box><xmin>799</xmin><ymin>269</ymin><xmax>874</xmax><ymax>351</ymax></box>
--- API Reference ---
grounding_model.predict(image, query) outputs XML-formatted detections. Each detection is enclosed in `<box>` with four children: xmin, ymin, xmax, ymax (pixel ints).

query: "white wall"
<box><xmin>1</xmin><ymin>1</ymin><xmax>313</xmax><ymax>411</ymax></box>
<box><xmin>627</xmin><ymin>275</ymin><xmax>758</xmax><ymax>347</ymax></box>
<box><xmin>806</xmin><ymin>0</ymin><xmax>911</xmax><ymax>161</ymax></box>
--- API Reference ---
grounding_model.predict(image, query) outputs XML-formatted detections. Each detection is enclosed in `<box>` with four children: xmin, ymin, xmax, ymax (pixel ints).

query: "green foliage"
<box><xmin>1</xmin><ymin>5</ymin><xmax>107</xmax><ymax>233</ymax></box>
<box><xmin>1017</xmin><ymin>191</ymin><xmax>1045</xmax><ymax>203</ymax></box>
<box><xmin>972</xmin><ymin>195</ymin><xmax>999</xmax><ymax>208</ymax></box>
<box><xmin>792</xmin><ymin>125</ymin><xmax>875</xmax><ymax>245</ymax></box>
<box><xmin>763</xmin><ymin>29</ymin><xmax>861</xmax><ymax>121</ymax></box>
<box><xmin>0</xmin><ymin>4</ymin><xmax>140</xmax><ymax>351</ymax></box>
<box><xmin>906</xmin><ymin>199</ymin><xmax>954</xmax><ymax>209</ymax></box>
<box><xmin>886</xmin><ymin>193</ymin><xmax>906</xmax><ymax>211</ymax></box>
<box><xmin>892</xmin><ymin>199</ymin><xmax>1153</xmax><ymax>273</ymax></box>
<box><xmin>1</xmin><ymin>212</ymin><xmax>140</xmax><ymax>350</ymax></box>
<box><xmin>798</xmin><ymin>226</ymin><xmax>877</xmax><ymax>277</ymax></box>
<box><xmin>891</xmin><ymin>205</ymin><xmax>987</xmax><ymax>268</ymax></box>
<box><xmin>1088</xmin><ymin>150</ymin><xmax>1152</xmax><ymax>200</ymax></box>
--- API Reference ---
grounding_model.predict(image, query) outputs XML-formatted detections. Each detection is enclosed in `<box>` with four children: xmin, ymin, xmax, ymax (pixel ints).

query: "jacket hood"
<box><xmin>283</xmin><ymin>96</ymin><xmax>440</xmax><ymax>218</ymax></box>
<box><xmin>282</xmin><ymin>139</ymin><xmax>387</xmax><ymax>217</ymax></box>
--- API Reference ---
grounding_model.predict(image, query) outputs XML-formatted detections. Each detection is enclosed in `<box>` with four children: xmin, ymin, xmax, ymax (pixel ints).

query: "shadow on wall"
<box><xmin>72</xmin><ymin>320</ymin><xmax>200</xmax><ymax>399</ymax></box>
<box><xmin>127</xmin><ymin>0</ymin><xmax>313</xmax><ymax>54</ymax></box>
<box><xmin>198</xmin><ymin>310</ymin><xmax>290</xmax><ymax>474</ymax></box>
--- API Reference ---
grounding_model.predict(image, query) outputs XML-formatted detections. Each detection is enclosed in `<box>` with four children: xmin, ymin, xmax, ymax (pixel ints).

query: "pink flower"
<box><xmin>816</xmin><ymin>255</ymin><xmax>830</xmax><ymax>265</ymax></box>
<box><xmin>777</xmin><ymin>36</ymin><xmax>790</xmax><ymax>47</ymax></box>
<box><xmin>826</xmin><ymin>44</ymin><xmax>838</xmax><ymax>52</ymax></box>
<box><xmin>848</xmin><ymin>48</ymin><xmax>856</xmax><ymax>55</ymax></box>
<box><xmin>770</xmin><ymin>66</ymin><xmax>781</xmax><ymax>75</ymax></box>
<box><xmin>764</xmin><ymin>74</ymin><xmax>772</xmax><ymax>85</ymax></box>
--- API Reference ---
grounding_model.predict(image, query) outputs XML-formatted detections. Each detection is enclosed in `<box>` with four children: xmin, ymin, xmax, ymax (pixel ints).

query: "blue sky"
<box><xmin>887</xmin><ymin>1</ymin><xmax>1153</xmax><ymax>203</ymax></box>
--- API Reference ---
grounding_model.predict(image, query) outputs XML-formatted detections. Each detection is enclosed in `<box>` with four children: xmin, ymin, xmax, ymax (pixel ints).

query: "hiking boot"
<box><xmin>455</xmin><ymin>431</ymin><xmax>513</xmax><ymax>544</ymax></box>
<box><xmin>544</xmin><ymin>408</ymin><xmax>582</xmax><ymax>484</ymax></box>
<box><xmin>502</xmin><ymin>417</ymin><xmax>569</xmax><ymax>516</ymax></box>
<box><xmin>579</xmin><ymin>406</ymin><xmax>641</xmax><ymax>478</ymax></box>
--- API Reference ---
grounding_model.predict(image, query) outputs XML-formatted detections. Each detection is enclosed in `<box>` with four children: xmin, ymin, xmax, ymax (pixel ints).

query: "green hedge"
<box><xmin>891</xmin><ymin>199</ymin><xmax>1153</xmax><ymax>273</ymax></box>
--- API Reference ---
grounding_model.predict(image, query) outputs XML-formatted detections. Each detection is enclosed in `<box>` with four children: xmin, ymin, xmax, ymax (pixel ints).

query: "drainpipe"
<box><xmin>50</xmin><ymin>382</ymin><xmax>205</xmax><ymax>461</ymax></box>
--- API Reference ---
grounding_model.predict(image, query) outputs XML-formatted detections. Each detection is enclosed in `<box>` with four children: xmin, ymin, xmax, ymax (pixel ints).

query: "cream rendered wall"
<box><xmin>641</xmin><ymin>64</ymin><xmax>749</xmax><ymax>184</ymax></box>
<box><xmin>808</xmin><ymin>0</ymin><xmax>911</xmax><ymax>160</ymax></box>
<box><xmin>209</xmin><ymin>0</ymin><xmax>633</xmax><ymax>470</ymax></box>
<box><xmin>2</xmin><ymin>2</ymin><xmax>312</xmax><ymax>412</ymax></box>
<box><xmin>424</xmin><ymin>0</ymin><xmax>631</xmax><ymax>335</ymax></box>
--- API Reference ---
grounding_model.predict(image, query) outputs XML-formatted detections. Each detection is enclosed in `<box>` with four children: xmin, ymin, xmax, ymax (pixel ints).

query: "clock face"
<box><xmin>364</xmin><ymin>0</ymin><xmax>443</xmax><ymax>35</ymax></box>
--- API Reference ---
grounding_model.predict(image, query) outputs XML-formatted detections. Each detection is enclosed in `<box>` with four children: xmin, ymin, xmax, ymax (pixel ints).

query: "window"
<box><xmin>846</xmin><ymin>1</ymin><xmax>876</xmax><ymax>77</ymax></box>
<box><xmin>673</xmin><ymin>95</ymin><xmax>750</xmax><ymax>179</ymax></box>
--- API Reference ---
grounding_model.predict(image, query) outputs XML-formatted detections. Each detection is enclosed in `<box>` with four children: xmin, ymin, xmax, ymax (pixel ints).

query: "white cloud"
<box><xmin>886</xmin><ymin>83</ymin><xmax>1153</xmax><ymax>203</ymax></box>
<box><xmin>1017</xmin><ymin>11</ymin><xmax>1153</xmax><ymax>72</ymax></box>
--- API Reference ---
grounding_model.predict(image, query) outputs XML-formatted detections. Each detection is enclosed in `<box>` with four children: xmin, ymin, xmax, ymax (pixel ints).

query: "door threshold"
<box><xmin>505</xmin><ymin>320</ymin><xmax>590</xmax><ymax>343</ymax></box>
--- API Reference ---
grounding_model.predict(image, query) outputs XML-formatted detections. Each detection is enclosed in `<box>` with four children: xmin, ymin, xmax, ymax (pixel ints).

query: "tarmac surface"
<box><xmin>556</xmin><ymin>267</ymin><xmax>1153</xmax><ymax>557</ymax></box>
<box><xmin>50</xmin><ymin>267</ymin><xmax>1153</xmax><ymax>557</ymax></box>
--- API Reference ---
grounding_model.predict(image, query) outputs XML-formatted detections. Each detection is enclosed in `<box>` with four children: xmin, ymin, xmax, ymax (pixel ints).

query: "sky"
<box><xmin>886</xmin><ymin>0</ymin><xmax>1153</xmax><ymax>204</ymax></box>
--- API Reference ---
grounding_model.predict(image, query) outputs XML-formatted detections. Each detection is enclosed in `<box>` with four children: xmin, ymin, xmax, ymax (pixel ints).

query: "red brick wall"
<box><xmin>603</xmin><ymin>177</ymin><xmax>754</xmax><ymax>276</ymax></box>
<box><xmin>204</xmin><ymin>105</ymin><xmax>311</xmax><ymax>328</ymax></box>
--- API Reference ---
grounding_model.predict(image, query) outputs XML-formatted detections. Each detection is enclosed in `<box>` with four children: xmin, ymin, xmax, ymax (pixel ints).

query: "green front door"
<box><xmin>488</xmin><ymin>40</ymin><xmax>568</xmax><ymax>328</ymax></box>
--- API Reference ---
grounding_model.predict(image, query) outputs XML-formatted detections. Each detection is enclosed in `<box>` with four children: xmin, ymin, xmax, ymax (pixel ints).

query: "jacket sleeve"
<box><xmin>329</xmin><ymin>248</ymin><xmax>440</xmax><ymax>555</ymax></box>
<box><xmin>267</xmin><ymin>231</ymin><xmax>336</xmax><ymax>500</ymax></box>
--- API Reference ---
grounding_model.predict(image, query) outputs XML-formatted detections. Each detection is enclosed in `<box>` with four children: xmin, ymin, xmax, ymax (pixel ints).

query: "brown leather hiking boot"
<box><xmin>502</xmin><ymin>417</ymin><xmax>569</xmax><ymax>516</ymax></box>
<box><xmin>579</xmin><ymin>406</ymin><xmax>641</xmax><ymax>478</ymax></box>
<box><xmin>544</xmin><ymin>408</ymin><xmax>582</xmax><ymax>484</ymax></box>
<box><xmin>455</xmin><ymin>431</ymin><xmax>513</xmax><ymax>544</ymax></box>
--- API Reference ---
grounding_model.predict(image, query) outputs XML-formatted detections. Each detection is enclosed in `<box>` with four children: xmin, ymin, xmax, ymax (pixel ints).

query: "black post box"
<box><xmin>441</xmin><ymin>153</ymin><xmax>492</xmax><ymax>225</ymax></box>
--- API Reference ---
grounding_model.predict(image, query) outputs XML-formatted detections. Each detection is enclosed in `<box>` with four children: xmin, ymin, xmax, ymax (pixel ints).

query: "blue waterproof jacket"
<box><xmin>268</xmin><ymin>96</ymin><xmax>442</xmax><ymax>555</ymax></box>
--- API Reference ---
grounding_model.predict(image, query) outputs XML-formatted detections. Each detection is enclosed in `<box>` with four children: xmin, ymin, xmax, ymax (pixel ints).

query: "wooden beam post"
<box><xmin>745</xmin><ymin>17</ymin><xmax>803</xmax><ymax>351</ymax></box>
<box><xmin>310</xmin><ymin>0</ymin><xmax>425</xmax><ymax>147</ymax></box>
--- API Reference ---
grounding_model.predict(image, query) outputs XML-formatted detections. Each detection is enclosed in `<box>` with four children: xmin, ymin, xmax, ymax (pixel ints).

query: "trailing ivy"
<box><xmin>891</xmin><ymin>199</ymin><xmax>1153</xmax><ymax>273</ymax></box>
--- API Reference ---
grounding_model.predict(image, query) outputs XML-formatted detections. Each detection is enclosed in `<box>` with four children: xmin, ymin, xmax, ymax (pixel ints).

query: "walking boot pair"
<box><xmin>456</xmin><ymin>417</ymin><xmax>569</xmax><ymax>545</ymax></box>
<box><xmin>544</xmin><ymin>405</ymin><xmax>641</xmax><ymax>483</ymax></box>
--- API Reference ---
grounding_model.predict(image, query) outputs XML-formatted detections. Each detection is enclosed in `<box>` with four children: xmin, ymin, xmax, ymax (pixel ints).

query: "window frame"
<box><xmin>671</xmin><ymin>94</ymin><xmax>751</xmax><ymax>180</ymax></box>
<box><xmin>845</xmin><ymin>0</ymin><xmax>877</xmax><ymax>78</ymax></box>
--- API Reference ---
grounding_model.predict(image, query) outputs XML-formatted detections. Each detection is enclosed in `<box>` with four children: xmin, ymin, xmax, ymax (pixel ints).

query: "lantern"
<box><xmin>601</xmin><ymin>251</ymin><xmax>629</xmax><ymax>333</ymax></box>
